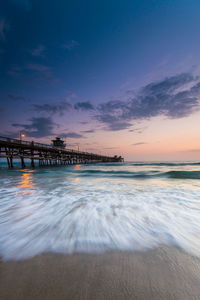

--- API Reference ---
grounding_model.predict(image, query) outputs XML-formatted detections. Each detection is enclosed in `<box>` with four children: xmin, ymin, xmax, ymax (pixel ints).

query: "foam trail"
<box><xmin>0</xmin><ymin>162</ymin><xmax>200</xmax><ymax>260</ymax></box>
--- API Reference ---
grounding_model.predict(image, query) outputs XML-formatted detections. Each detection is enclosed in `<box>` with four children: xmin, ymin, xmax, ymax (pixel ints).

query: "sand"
<box><xmin>0</xmin><ymin>247</ymin><xmax>200</xmax><ymax>300</ymax></box>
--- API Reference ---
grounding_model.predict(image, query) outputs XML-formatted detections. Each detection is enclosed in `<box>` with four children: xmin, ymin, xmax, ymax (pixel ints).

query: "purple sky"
<box><xmin>1</xmin><ymin>0</ymin><xmax>200</xmax><ymax>160</ymax></box>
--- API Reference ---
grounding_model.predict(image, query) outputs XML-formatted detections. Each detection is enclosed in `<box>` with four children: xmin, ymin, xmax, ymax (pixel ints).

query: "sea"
<box><xmin>0</xmin><ymin>161</ymin><xmax>200</xmax><ymax>260</ymax></box>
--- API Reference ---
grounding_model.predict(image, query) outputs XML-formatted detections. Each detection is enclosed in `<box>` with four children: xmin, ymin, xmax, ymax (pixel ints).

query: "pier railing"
<box><xmin>0</xmin><ymin>136</ymin><xmax>109</xmax><ymax>157</ymax></box>
<box><xmin>0</xmin><ymin>136</ymin><xmax>124</xmax><ymax>168</ymax></box>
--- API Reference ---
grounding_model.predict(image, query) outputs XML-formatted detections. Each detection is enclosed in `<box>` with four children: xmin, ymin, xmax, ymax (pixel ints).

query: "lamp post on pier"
<box><xmin>19</xmin><ymin>131</ymin><xmax>25</xmax><ymax>141</ymax></box>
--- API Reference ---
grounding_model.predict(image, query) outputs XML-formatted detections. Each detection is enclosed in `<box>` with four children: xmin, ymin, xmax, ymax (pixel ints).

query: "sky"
<box><xmin>1</xmin><ymin>0</ymin><xmax>200</xmax><ymax>160</ymax></box>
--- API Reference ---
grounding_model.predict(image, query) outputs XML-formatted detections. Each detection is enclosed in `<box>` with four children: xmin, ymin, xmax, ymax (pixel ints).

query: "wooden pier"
<box><xmin>0</xmin><ymin>136</ymin><xmax>124</xmax><ymax>168</ymax></box>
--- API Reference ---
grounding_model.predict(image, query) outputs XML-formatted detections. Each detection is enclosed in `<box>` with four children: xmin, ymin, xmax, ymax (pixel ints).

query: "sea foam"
<box><xmin>0</xmin><ymin>163</ymin><xmax>200</xmax><ymax>260</ymax></box>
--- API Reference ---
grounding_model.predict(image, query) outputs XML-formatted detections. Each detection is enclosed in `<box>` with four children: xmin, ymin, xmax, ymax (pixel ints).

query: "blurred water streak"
<box><xmin>0</xmin><ymin>162</ymin><xmax>200</xmax><ymax>260</ymax></box>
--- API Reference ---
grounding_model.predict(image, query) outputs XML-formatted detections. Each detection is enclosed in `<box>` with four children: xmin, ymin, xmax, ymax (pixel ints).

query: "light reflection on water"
<box><xmin>0</xmin><ymin>162</ymin><xmax>200</xmax><ymax>260</ymax></box>
<box><xmin>17</xmin><ymin>169</ymin><xmax>35</xmax><ymax>193</ymax></box>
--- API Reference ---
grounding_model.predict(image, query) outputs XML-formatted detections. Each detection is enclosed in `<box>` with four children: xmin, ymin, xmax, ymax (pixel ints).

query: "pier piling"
<box><xmin>0</xmin><ymin>136</ymin><xmax>124</xmax><ymax>168</ymax></box>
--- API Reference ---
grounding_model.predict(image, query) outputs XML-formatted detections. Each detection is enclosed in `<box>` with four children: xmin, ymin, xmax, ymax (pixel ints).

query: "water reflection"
<box><xmin>74</xmin><ymin>164</ymin><xmax>81</xmax><ymax>182</ymax></box>
<box><xmin>18</xmin><ymin>169</ymin><xmax>35</xmax><ymax>194</ymax></box>
<box><xmin>74</xmin><ymin>164</ymin><xmax>81</xmax><ymax>170</ymax></box>
<box><xmin>74</xmin><ymin>177</ymin><xmax>80</xmax><ymax>182</ymax></box>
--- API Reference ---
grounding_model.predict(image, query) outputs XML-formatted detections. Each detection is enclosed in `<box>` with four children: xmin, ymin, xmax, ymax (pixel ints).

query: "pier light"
<box><xmin>19</xmin><ymin>131</ymin><xmax>26</xmax><ymax>140</ymax></box>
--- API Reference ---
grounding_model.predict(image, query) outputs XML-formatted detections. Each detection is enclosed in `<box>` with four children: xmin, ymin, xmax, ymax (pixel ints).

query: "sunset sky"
<box><xmin>1</xmin><ymin>0</ymin><xmax>200</xmax><ymax>160</ymax></box>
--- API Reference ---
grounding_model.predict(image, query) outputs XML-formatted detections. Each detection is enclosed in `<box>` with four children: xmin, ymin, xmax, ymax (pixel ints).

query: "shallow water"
<box><xmin>0</xmin><ymin>161</ymin><xmax>200</xmax><ymax>260</ymax></box>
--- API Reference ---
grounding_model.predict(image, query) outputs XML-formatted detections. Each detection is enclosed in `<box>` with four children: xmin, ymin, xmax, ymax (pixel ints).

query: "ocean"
<box><xmin>0</xmin><ymin>161</ymin><xmax>200</xmax><ymax>260</ymax></box>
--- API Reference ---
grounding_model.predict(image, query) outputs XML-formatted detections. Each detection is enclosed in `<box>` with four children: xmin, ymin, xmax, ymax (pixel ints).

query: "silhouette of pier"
<box><xmin>0</xmin><ymin>136</ymin><xmax>124</xmax><ymax>168</ymax></box>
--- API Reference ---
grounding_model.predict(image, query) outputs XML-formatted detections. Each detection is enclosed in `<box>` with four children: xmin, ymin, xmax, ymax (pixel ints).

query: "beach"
<box><xmin>1</xmin><ymin>246</ymin><xmax>200</xmax><ymax>300</ymax></box>
<box><xmin>2</xmin><ymin>0</ymin><xmax>200</xmax><ymax>298</ymax></box>
<box><xmin>1</xmin><ymin>162</ymin><xmax>200</xmax><ymax>299</ymax></box>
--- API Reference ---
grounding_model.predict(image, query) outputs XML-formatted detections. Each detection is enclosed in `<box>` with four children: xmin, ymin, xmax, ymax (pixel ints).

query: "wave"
<box><xmin>165</xmin><ymin>171</ymin><xmax>200</xmax><ymax>179</ymax></box>
<box><xmin>87</xmin><ymin>162</ymin><xmax>200</xmax><ymax>168</ymax></box>
<box><xmin>129</xmin><ymin>162</ymin><xmax>200</xmax><ymax>166</ymax></box>
<box><xmin>1</xmin><ymin>167</ymin><xmax>200</xmax><ymax>260</ymax></box>
<box><xmin>73</xmin><ymin>169</ymin><xmax>200</xmax><ymax>179</ymax></box>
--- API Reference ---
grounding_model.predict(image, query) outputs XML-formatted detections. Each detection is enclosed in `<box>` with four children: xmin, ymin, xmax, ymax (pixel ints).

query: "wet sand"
<box><xmin>0</xmin><ymin>247</ymin><xmax>200</xmax><ymax>300</ymax></box>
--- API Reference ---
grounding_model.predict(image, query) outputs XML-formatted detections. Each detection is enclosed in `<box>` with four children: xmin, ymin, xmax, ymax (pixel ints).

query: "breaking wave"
<box><xmin>0</xmin><ymin>161</ymin><xmax>200</xmax><ymax>260</ymax></box>
<box><xmin>73</xmin><ymin>169</ymin><xmax>200</xmax><ymax>180</ymax></box>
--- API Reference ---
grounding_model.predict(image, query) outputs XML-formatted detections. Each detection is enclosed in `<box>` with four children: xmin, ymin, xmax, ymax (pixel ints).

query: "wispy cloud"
<box><xmin>103</xmin><ymin>147</ymin><xmax>119</xmax><ymax>150</ymax></box>
<box><xmin>74</xmin><ymin>101</ymin><xmax>94</xmax><ymax>111</ymax></box>
<box><xmin>7</xmin><ymin>63</ymin><xmax>57</xmax><ymax>82</ymax></box>
<box><xmin>81</xmin><ymin>129</ymin><xmax>95</xmax><ymax>133</ymax></box>
<box><xmin>183</xmin><ymin>149</ymin><xmax>200</xmax><ymax>153</ymax></box>
<box><xmin>33</xmin><ymin>101</ymin><xmax>72</xmax><ymax>116</ymax></box>
<box><xmin>80</xmin><ymin>121</ymin><xmax>88</xmax><ymax>125</ymax></box>
<box><xmin>26</xmin><ymin>63</ymin><xmax>50</xmax><ymax>72</ymax></box>
<box><xmin>7</xmin><ymin>65</ymin><xmax>22</xmax><ymax>77</ymax></box>
<box><xmin>12</xmin><ymin>117</ymin><xmax>56</xmax><ymax>138</ymax></box>
<box><xmin>129</xmin><ymin>127</ymin><xmax>147</xmax><ymax>134</ymax></box>
<box><xmin>132</xmin><ymin>142</ymin><xmax>147</xmax><ymax>146</ymax></box>
<box><xmin>30</xmin><ymin>45</ymin><xmax>46</xmax><ymax>57</ymax></box>
<box><xmin>25</xmin><ymin>63</ymin><xmax>58</xmax><ymax>82</ymax></box>
<box><xmin>96</xmin><ymin>112</ymin><xmax>132</xmax><ymax>131</ymax></box>
<box><xmin>0</xmin><ymin>18</ymin><xmax>10</xmax><ymax>41</ymax></box>
<box><xmin>8</xmin><ymin>94</ymin><xmax>25</xmax><ymax>101</ymax></box>
<box><xmin>60</xmin><ymin>132</ymin><xmax>83</xmax><ymax>139</ymax></box>
<box><xmin>96</xmin><ymin>73</ymin><xmax>200</xmax><ymax>131</ymax></box>
<box><xmin>62</xmin><ymin>40</ymin><xmax>79</xmax><ymax>50</ymax></box>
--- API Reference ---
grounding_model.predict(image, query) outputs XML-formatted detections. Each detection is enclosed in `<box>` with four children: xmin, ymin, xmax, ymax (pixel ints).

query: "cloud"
<box><xmin>30</xmin><ymin>45</ymin><xmax>46</xmax><ymax>57</ymax></box>
<box><xmin>79</xmin><ymin>121</ymin><xmax>88</xmax><ymax>125</ymax></box>
<box><xmin>129</xmin><ymin>126</ymin><xmax>147</xmax><ymax>134</ymax></box>
<box><xmin>0</xmin><ymin>18</ymin><xmax>9</xmax><ymax>41</ymax></box>
<box><xmin>81</xmin><ymin>129</ymin><xmax>95</xmax><ymax>133</ymax></box>
<box><xmin>63</xmin><ymin>40</ymin><xmax>79</xmax><ymax>50</ymax></box>
<box><xmin>7</xmin><ymin>63</ymin><xmax>57</xmax><ymax>83</ymax></box>
<box><xmin>12</xmin><ymin>117</ymin><xmax>56</xmax><ymax>138</ymax></box>
<box><xmin>0</xmin><ymin>132</ymin><xmax>15</xmax><ymax>138</ymax></box>
<box><xmin>8</xmin><ymin>94</ymin><xmax>25</xmax><ymax>101</ymax></box>
<box><xmin>107</xmin><ymin>121</ymin><xmax>132</xmax><ymax>131</ymax></box>
<box><xmin>26</xmin><ymin>63</ymin><xmax>50</xmax><ymax>72</ymax></box>
<box><xmin>7</xmin><ymin>65</ymin><xmax>22</xmax><ymax>77</ymax></box>
<box><xmin>10</xmin><ymin>0</ymin><xmax>32</xmax><ymax>11</ymax></box>
<box><xmin>25</xmin><ymin>63</ymin><xmax>58</xmax><ymax>82</ymax></box>
<box><xmin>74</xmin><ymin>101</ymin><xmax>94</xmax><ymax>111</ymax></box>
<box><xmin>86</xmin><ymin>148</ymin><xmax>98</xmax><ymax>151</ymax></box>
<box><xmin>33</xmin><ymin>100</ymin><xmax>94</xmax><ymax>117</ymax></box>
<box><xmin>60</xmin><ymin>132</ymin><xmax>83</xmax><ymax>139</ymax></box>
<box><xmin>183</xmin><ymin>149</ymin><xmax>200</xmax><ymax>153</ymax></box>
<box><xmin>96</xmin><ymin>111</ymin><xmax>132</xmax><ymax>131</ymax></box>
<box><xmin>103</xmin><ymin>147</ymin><xmax>119</xmax><ymax>150</ymax></box>
<box><xmin>96</xmin><ymin>73</ymin><xmax>200</xmax><ymax>131</ymax></box>
<box><xmin>33</xmin><ymin>101</ymin><xmax>72</xmax><ymax>116</ymax></box>
<box><xmin>132</xmin><ymin>142</ymin><xmax>147</xmax><ymax>146</ymax></box>
<box><xmin>65</xmin><ymin>143</ymin><xmax>78</xmax><ymax>148</ymax></box>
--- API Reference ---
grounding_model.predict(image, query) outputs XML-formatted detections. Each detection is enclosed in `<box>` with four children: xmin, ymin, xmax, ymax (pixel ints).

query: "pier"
<box><xmin>0</xmin><ymin>136</ymin><xmax>124</xmax><ymax>168</ymax></box>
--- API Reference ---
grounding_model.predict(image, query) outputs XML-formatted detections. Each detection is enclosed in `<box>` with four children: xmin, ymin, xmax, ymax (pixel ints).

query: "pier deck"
<box><xmin>0</xmin><ymin>136</ymin><xmax>124</xmax><ymax>168</ymax></box>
